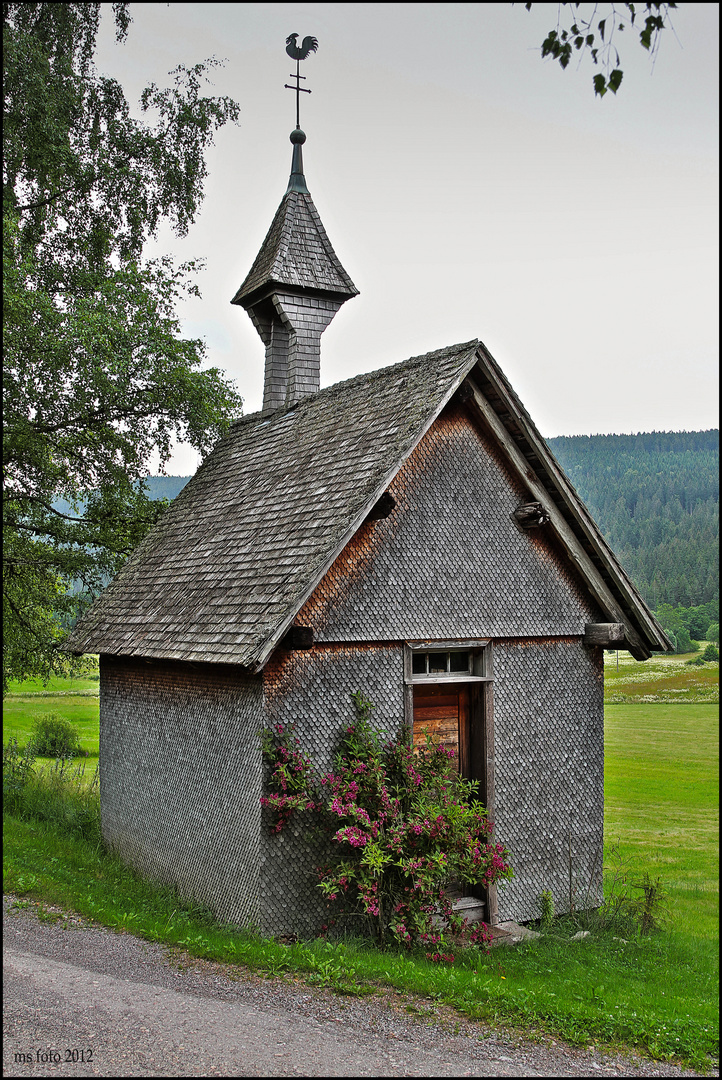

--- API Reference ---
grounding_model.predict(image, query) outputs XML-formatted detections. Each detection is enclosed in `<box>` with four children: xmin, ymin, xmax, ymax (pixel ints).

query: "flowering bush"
<box><xmin>261</xmin><ymin>692</ymin><xmax>513</xmax><ymax>956</ymax></box>
<box><xmin>259</xmin><ymin>722</ymin><xmax>319</xmax><ymax>833</ymax></box>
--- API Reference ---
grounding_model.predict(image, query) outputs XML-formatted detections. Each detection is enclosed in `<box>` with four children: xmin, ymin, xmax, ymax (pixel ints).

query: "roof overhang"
<box><xmin>464</xmin><ymin>343</ymin><xmax>673</xmax><ymax>659</ymax></box>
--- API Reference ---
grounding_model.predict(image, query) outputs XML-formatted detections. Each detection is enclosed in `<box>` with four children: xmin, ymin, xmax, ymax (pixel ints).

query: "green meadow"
<box><xmin>603</xmin><ymin>651</ymin><xmax>718</xmax><ymax>947</ymax></box>
<box><xmin>3</xmin><ymin>674</ymin><xmax>100</xmax><ymax>759</ymax></box>
<box><xmin>3</xmin><ymin>653</ymin><xmax>719</xmax><ymax>1069</ymax></box>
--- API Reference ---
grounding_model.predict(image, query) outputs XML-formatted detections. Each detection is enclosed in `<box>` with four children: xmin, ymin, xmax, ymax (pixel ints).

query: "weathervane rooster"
<box><xmin>285</xmin><ymin>33</ymin><xmax>318</xmax><ymax>60</ymax></box>
<box><xmin>284</xmin><ymin>34</ymin><xmax>318</xmax><ymax>129</ymax></box>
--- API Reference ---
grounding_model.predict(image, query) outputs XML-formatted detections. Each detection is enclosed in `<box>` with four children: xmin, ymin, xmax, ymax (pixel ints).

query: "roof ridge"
<box><xmin>229</xmin><ymin>339</ymin><xmax>480</xmax><ymax>431</ymax></box>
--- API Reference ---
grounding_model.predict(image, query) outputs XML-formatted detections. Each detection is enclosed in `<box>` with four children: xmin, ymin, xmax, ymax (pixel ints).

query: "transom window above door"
<box><xmin>405</xmin><ymin>641</ymin><xmax>492</xmax><ymax>682</ymax></box>
<box><xmin>412</xmin><ymin>650</ymin><xmax>471</xmax><ymax>676</ymax></box>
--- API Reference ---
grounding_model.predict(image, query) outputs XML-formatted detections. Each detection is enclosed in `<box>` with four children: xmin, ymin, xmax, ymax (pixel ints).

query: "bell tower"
<box><xmin>231</xmin><ymin>37</ymin><xmax>358</xmax><ymax>412</ymax></box>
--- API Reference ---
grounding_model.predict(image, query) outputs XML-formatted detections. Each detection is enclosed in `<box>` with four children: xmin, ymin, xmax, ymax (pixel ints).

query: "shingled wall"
<box><xmin>257</xmin><ymin>637</ymin><xmax>603</xmax><ymax>932</ymax></box>
<box><xmin>96</xmin><ymin>402</ymin><xmax>605</xmax><ymax>935</ymax></box>
<box><xmin>99</xmin><ymin>657</ymin><xmax>264</xmax><ymax>929</ymax></box>
<box><xmin>286</xmin><ymin>403</ymin><xmax>605</xmax><ymax>927</ymax></box>
<box><xmin>298</xmin><ymin>403</ymin><xmax>601</xmax><ymax>641</ymax></box>
<box><xmin>492</xmin><ymin>638</ymin><xmax>604</xmax><ymax>921</ymax></box>
<box><xmin>261</xmin><ymin>643</ymin><xmax>405</xmax><ymax>938</ymax></box>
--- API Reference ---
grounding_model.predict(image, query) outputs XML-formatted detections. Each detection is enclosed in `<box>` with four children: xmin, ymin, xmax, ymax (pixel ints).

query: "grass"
<box><xmin>3</xmin><ymin>813</ymin><xmax>717</xmax><ymax>1068</ymax></box>
<box><xmin>4</xmin><ymin>673</ymin><xmax>101</xmax><ymax>695</ymax></box>
<box><xmin>605</xmin><ymin>702</ymin><xmax>718</xmax><ymax>940</ymax></box>
<box><xmin>3</xmin><ymin>664</ymin><xmax>719</xmax><ymax>1070</ymax></box>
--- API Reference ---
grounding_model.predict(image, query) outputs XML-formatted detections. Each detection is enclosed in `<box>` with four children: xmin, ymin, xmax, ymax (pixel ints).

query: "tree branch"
<box><xmin>16</xmin><ymin>179</ymin><xmax>95</xmax><ymax>213</ymax></box>
<box><xmin>9</xmin><ymin>495</ymin><xmax>86</xmax><ymax>522</ymax></box>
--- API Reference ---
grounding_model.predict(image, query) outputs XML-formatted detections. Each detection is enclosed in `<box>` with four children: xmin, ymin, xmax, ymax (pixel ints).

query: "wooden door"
<box><xmin>412</xmin><ymin>684</ymin><xmax>470</xmax><ymax>777</ymax></box>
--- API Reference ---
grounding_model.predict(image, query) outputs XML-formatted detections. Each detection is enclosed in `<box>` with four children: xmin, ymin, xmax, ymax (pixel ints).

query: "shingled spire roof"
<box><xmin>231</xmin><ymin>130</ymin><xmax>358</xmax><ymax>308</ymax></box>
<box><xmin>232</xmin><ymin>127</ymin><xmax>358</xmax><ymax>412</ymax></box>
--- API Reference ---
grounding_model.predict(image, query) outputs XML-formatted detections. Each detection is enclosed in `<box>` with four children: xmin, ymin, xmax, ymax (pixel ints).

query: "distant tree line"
<box><xmin>548</xmin><ymin>431</ymin><xmax>719</xmax><ymax>616</ymax></box>
<box><xmin>651</xmin><ymin>602</ymin><xmax>719</xmax><ymax>654</ymax></box>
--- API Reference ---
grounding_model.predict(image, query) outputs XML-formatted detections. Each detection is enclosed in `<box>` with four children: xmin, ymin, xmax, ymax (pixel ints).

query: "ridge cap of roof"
<box><xmin>228</xmin><ymin>339</ymin><xmax>480</xmax><ymax>432</ymax></box>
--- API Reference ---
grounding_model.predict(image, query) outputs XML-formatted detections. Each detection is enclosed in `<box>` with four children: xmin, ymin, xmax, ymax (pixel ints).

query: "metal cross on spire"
<box><xmin>285</xmin><ymin>33</ymin><xmax>318</xmax><ymax>129</ymax></box>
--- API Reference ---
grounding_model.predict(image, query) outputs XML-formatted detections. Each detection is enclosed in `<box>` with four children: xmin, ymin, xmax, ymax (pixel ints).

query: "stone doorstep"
<box><xmin>494</xmin><ymin>920</ymin><xmax>542</xmax><ymax>944</ymax></box>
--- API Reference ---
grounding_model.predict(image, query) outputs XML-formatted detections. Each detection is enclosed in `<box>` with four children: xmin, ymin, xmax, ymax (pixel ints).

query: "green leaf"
<box><xmin>608</xmin><ymin>68</ymin><xmax>624</xmax><ymax>94</ymax></box>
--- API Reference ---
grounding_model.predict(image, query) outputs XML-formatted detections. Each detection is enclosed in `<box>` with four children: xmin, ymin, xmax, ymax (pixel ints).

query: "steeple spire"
<box><xmin>231</xmin><ymin>35</ymin><xmax>358</xmax><ymax>413</ymax></box>
<box><xmin>286</xmin><ymin>128</ymin><xmax>309</xmax><ymax>195</ymax></box>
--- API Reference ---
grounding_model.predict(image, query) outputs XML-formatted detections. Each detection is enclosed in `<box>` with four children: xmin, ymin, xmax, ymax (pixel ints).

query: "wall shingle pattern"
<box><xmin>100</xmin><ymin>657</ymin><xmax>264</xmax><ymax>929</ymax></box>
<box><xmin>492</xmin><ymin>639</ymin><xmax>605</xmax><ymax>921</ymax></box>
<box><xmin>299</xmin><ymin>405</ymin><xmax>601</xmax><ymax>640</ymax></box>
<box><xmin>260</xmin><ymin>643</ymin><xmax>405</xmax><ymax>937</ymax></box>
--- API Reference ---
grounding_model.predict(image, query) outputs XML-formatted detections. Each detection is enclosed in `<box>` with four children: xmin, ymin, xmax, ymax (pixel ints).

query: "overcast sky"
<box><xmin>94</xmin><ymin>3</ymin><xmax>719</xmax><ymax>474</ymax></box>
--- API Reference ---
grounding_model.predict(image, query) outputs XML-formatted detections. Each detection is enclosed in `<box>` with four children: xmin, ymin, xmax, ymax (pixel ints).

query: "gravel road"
<box><xmin>3</xmin><ymin>897</ymin><xmax>716</xmax><ymax>1078</ymax></box>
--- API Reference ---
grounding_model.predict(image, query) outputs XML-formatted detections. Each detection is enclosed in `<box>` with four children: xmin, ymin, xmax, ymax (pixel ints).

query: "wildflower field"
<box><xmin>603</xmin><ymin>649</ymin><xmax>719</xmax><ymax>704</ymax></box>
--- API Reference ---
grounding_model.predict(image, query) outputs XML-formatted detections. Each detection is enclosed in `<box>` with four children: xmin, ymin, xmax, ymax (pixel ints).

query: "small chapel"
<box><xmin>68</xmin><ymin>51</ymin><xmax>671</xmax><ymax>938</ymax></box>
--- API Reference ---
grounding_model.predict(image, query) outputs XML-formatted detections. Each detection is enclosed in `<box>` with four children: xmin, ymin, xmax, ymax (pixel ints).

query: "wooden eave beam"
<box><xmin>466</xmin><ymin>373</ymin><xmax>657</xmax><ymax>660</ymax></box>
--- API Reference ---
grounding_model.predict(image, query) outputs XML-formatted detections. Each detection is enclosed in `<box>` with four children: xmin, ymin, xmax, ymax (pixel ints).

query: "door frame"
<box><xmin>403</xmin><ymin>640</ymin><xmax>498</xmax><ymax>924</ymax></box>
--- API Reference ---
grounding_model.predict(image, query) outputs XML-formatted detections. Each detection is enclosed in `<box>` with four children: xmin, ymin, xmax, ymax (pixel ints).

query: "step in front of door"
<box><xmin>431</xmin><ymin>894</ymin><xmax>486</xmax><ymax>928</ymax></box>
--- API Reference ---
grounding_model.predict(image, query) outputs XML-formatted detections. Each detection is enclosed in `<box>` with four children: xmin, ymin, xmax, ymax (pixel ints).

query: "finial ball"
<box><xmin>290</xmin><ymin>128</ymin><xmax>306</xmax><ymax>145</ymax></box>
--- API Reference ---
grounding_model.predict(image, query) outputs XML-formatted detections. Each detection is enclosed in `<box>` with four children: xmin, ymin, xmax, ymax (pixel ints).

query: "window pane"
<box><xmin>449</xmin><ymin>651</ymin><xmax>470</xmax><ymax>672</ymax></box>
<box><xmin>428</xmin><ymin>652</ymin><xmax>447</xmax><ymax>673</ymax></box>
<box><xmin>412</xmin><ymin>653</ymin><xmax>426</xmax><ymax>675</ymax></box>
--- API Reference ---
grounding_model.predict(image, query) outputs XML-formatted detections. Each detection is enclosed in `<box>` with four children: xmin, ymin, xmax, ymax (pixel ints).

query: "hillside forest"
<box><xmin>134</xmin><ymin>430</ymin><xmax>718</xmax><ymax>654</ymax></box>
<box><xmin>548</xmin><ymin>430</ymin><xmax>718</xmax><ymax>609</ymax></box>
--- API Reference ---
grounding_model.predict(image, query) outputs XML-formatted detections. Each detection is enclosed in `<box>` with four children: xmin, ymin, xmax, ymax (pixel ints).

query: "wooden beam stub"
<box><xmin>513</xmin><ymin>501</ymin><xmax>550</xmax><ymax>528</ymax></box>
<box><xmin>365</xmin><ymin>491</ymin><xmax>396</xmax><ymax>522</ymax></box>
<box><xmin>283</xmin><ymin>625</ymin><xmax>314</xmax><ymax>650</ymax></box>
<box><xmin>583</xmin><ymin>623</ymin><xmax>626</xmax><ymax>646</ymax></box>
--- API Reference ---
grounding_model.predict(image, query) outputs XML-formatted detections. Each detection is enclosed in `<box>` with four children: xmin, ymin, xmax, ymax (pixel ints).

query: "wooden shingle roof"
<box><xmin>68</xmin><ymin>338</ymin><xmax>671</xmax><ymax>666</ymax></box>
<box><xmin>231</xmin><ymin>190</ymin><xmax>358</xmax><ymax>308</ymax></box>
<box><xmin>67</xmin><ymin>341</ymin><xmax>479</xmax><ymax>668</ymax></box>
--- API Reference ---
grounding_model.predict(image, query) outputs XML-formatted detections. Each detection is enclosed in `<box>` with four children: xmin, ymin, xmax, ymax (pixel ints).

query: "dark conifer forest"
<box><xmin>546</xmin><ymin>430</ymin><xmax>719</xmax><ymax>611</ymax></box>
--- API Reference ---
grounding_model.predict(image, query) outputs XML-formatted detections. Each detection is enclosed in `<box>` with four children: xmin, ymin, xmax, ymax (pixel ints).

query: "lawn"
<box><xmin>602</xmin><ymin>650</ymin><xmax>718</xmax><ymax>939</ymax></box>
<box><xmin>605</xmin><ymin>701</ymin><xmax>718</xmax><ymax>939</ymax></box>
